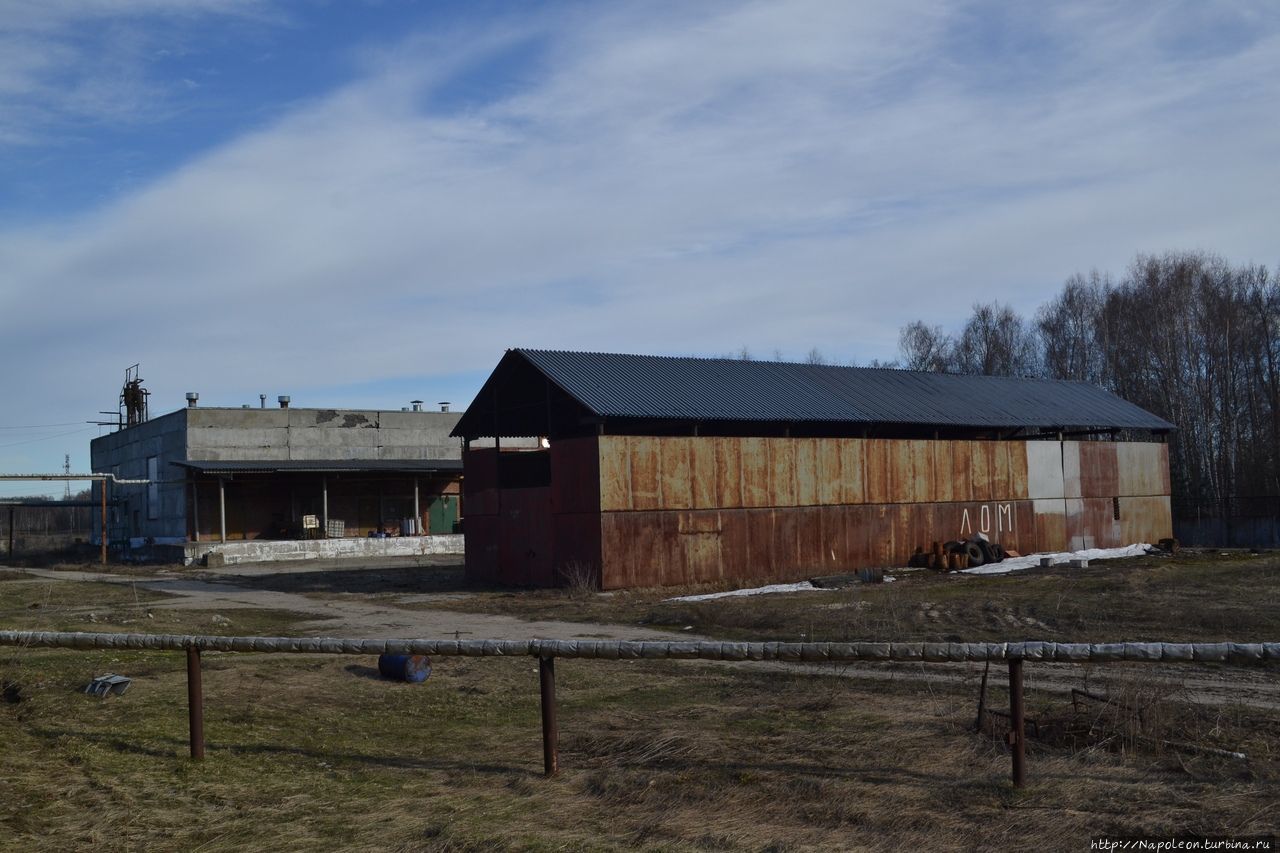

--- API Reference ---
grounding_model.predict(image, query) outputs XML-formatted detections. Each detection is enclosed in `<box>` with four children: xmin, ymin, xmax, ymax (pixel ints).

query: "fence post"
<box><xmin>1008</xmin><ymin>657</ymin><xmax>1025</xmax><ymax>788</ymax></box>
<box><xmin>187</xmin><ymin>645</ymin><xmax>205</xmax><ymax>760</ymax></box>
<box><xmin>539</xmin><ymin>656</ymin><xmax>558</xmax><ymax>777</ymax></box>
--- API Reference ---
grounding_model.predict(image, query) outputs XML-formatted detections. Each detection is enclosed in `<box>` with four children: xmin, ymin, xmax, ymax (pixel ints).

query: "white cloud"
<box><xmin>1</xmin><ymin>0</ymin><xmax>1278</xmax><ymax>485</ymax></box>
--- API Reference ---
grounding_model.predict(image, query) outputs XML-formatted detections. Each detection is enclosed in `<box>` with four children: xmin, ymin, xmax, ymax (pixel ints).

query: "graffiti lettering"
<box><xmin>959</xmin><ymin>503</ymin><xmax>1014</xmax><ymax>538</ymax></box>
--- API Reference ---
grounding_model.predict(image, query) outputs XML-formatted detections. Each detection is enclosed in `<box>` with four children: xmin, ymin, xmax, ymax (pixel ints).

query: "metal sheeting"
<box><xmin>463</xmin><ymin>435</ymin><xmax>1173</xmax><ymax>589</ymax></box>
<box><xmin>509</xmin><ymin>349</ymin><xmax>1175</xmax><ymax>431</ymax></box>
<box><xmin>600</xmin><ymin>502</ymin><xmax>1045</xmax><ymax>588</ymax></box>
<box><xmin>2</xmin><ymin>631</ymin><xmax>1276</xmax><ymax>665</ymax></box>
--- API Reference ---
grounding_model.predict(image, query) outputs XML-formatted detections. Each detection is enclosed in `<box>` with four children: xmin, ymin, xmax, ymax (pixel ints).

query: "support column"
<box><xmin>539</xmin><ymin>656</ymin><xmax>559</xmax><ymax>777</ymax></box>
<box><xmin>322</xmin><ymin>475</ymin><xmax>329</xmax><ymax>538</ymax></box>
<box><xmin>187</xmin><ymin>646</ymin><xmax>205</xmax><ymax>760</ymax></box>
<box><xmin>99</xmin><ymin>479</ymin><xmax>107</xmax><ymax>565</ymax></box>
<box><xmin>7</xmin><ymin>505</ymin><xmax>14</xmax><ymax>561</ymax></box>
<box><xmin>191</xmin><ymin>481</ymin><xmax>200</xmax><ymax>543</ymax></box>
<box><xmin>218</xmin><ymin>478</ymin><xmax>227</xmax><ymax>544</ymax></box>
<box><xmin>413</xmin><ymin>477</ymin><xmax>420</xmax><ymax>535</ymax></box>
<box><xmin>1008</xmin><ymin>658</ymin><xmax>1026</xmax><ymax>788</ymax></box>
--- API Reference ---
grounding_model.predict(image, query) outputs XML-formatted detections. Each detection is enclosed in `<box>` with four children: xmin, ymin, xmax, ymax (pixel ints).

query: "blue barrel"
<box><xmin>377</xmin><ymin>654</ymin><xmax>431</xmax><ymax>683</ymax></box>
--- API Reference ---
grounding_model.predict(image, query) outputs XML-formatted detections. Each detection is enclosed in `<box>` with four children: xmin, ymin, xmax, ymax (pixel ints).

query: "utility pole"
<box><xmin>63</xmin><ymin>454</ymin><xmax>72</xmax><ymax>499</ymax></box>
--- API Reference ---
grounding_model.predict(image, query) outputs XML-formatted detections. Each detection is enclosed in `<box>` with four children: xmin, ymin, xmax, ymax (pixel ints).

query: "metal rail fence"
<box><xmin>3</xmin><ymin>631</ymin><xmax>1277</xmax><ymax>787</ymax></box>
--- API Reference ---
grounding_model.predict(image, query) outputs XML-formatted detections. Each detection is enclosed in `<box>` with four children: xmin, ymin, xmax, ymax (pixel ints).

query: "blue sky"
<box><xmin>1</xmin><ymin>0</ymin><xmax>1278</xmax><ymax>496</ymax></box>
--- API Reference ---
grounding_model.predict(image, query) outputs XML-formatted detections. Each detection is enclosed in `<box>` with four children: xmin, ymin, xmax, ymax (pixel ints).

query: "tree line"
<box><xmin>894</xmin><ymin>251</ymin><xmax>1278</xmax><ymax>518</ymax></box>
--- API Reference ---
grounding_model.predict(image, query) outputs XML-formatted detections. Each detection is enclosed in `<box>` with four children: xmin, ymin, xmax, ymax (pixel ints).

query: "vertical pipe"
<box><xmin>322</xmin><ymin>475</ymin><xmax>329</xmax><ymax>538</ymax></box>
<box><xmin>1008</xmin><ymin>658</ymin><xmax>1025</xmax><ymax>788</ymax></box>
<box><xmin>413</xmin><ymin>477</ymin><xmax>420</xmax><ymax>535</ymax></box>
<box><xmin>187</xmin><ymin>645</ymin><xmax>205</xmax><ymax>760</ymax></box>
<box><xmin>218</xmin><ymin>478</ymin><xmax>227</xmax><ymax>543</ymax></box>
<box><xmin>100</xmin><ymin>479</ymin><xmax>107</xmax><ymax>564</ymax></box>
<box><xmin>539</xmin><ymin>656</ymin><xmax>559</xmax><ymax>777</ymax></box>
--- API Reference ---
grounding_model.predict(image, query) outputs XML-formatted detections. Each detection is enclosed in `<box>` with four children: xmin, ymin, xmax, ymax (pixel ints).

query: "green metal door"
<box><xmin>427</xmin><ymin>495</ymin><xmax>458</xmax><ymax>534</ymax></box>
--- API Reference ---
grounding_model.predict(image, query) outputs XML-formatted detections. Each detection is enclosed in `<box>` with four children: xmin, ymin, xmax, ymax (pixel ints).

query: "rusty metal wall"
<box><xmin>464</xmin><ymin>442</ymin><xmax>601</xmax><ymax>587</ymax></box>
<box><xmin>463</xmin><ymin>436</ymin><xmax>1172</xmax><ymax>589</ymax></box>
<box><xmin>593</xmin><ymin>436</ymin><xmax>1171</xmax><ymax>589</ymax></box>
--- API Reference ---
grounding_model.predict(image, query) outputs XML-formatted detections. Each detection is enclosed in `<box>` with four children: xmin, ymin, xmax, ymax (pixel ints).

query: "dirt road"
<box><xmin>6</xmin><ymin>560</ymin><xmax>1279</xmax><ymax>710</ymax></box>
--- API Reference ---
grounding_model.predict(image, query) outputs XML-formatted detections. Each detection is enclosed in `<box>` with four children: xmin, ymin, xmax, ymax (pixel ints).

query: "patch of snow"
<box><xmin>665</xmin><ymin>581</ymin><xmax>825</xmax><ymax>602</ymax></box>
<box><xmin>961</xmin><ymin>543</ymin><xmax>1151</xmax><ymax>576</ymax></box>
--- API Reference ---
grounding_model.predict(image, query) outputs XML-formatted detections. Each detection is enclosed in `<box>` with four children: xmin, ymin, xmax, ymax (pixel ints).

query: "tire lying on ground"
<box><xmin>963</xmin><ymin>541</ymin><xmax>986</xmax><ymax>567</ymax></box>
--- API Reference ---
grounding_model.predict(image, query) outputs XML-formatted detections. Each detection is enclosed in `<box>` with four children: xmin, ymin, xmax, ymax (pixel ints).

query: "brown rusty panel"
<box><xmin>740</xmin><ymin>437</ymin><xmax>770</xmax><ymax>508</ymax></box>
<box><xmin>1159</xmin><ymin>444</ymin><xmax>1171</xmax><ymax>494</ymax></box>
<box><xmin>837</xmin><ymin>439</ymin><xmax>864</xmax><ymax>504</ymax></box>
<box><xmin>551</xmin><ymin>437</ymin><xmax>600</xmax><ymax>515</ymax></box>
<box><xmin>1033</xmin><ymin>499</ymin><xmax>1068</xmax><ymax>553</ymax></box>
<box><xmin>795</xmin><ymin>439</ymin><xmax>820</xmax><ymax>506</ymax></box>
<box><xmin>714</xmin><ymin>438</ymin><xmax>744</xmax><ymax>509</ymax></box>
<box><xmin>497</xmin><ymin>487</ymin><xmax>553</xmax><ymax>586</ymax></box>
<box><xmin>772</xmin><ymin>506</ymin><xmax>801</xmax><ymax>571</ymax></box>
<box><xmin>676</xmin><ymin>511</ymin><xmax>723</xmax><ymax>584</ymax></box>
<box><xmin>1119</xmin><ymin>496</ymin><xmax>1172</xmax><ymax>544</ymax></box>
<box><xmin>463</xmin><ymin>514</ymin><xmax>500</xmax><ymax>583</ymax></box>
<box><xmin>600</xmin><ymin>512</ymin><xmax>647</xmax><ymax>589</ymax></box>
<box><xmin>1116</xmin><ymin>442</ymin><xmax>1168</xmax><ymax>497</ymax></box>
<box><xmin>690</xmin><ymin>439</ymin><xmax>718</xmax><ymax>509</ymax></box>
<box><xmin>968</xmin><ymin>441</ymin><xmax>995</xmax><ymax>502</ymax></box>
<box><xmin>746</xmin><ymin>507</ymin><xmax>776</xmax><ymax>574</ymax></box>
<box><xmin>864</xmin><ymin>440</ymin><xmax>891</xmax><ymax>504</ymax></box>
<box><xmin>1065</xmin><ymin>497</ymin><xmax>1122</xmax><ymax>549</ymax></box>
<box><xmin>868</xmin><ymin>504</ymin><xmax>896</xmax><ymax>564</ymax></box>
<box><xmin>597</xmin><ymin>435</ymin><xmax>632</xmax><ymax>512</ymax></box>
<box><xmin>842</xmin><ymin>504</ymin><xmax>875</xmax><ymax>567</ymax></box>
<box><xmin>463</xmin><ymin>449</ymin><xmax>499</xmax><ymax>516</ymax></box>
<box><xmin>946</xmin><ymin>441</ymin><xmax>973</xmax><ymax>504</ymax></box>
<box><xmin>817</xmin><ymin>504</ymin><xmax>848</xmax><ymax>572</ymax></box>
<box><xmin>717</xmin><ymin>508</ymin><xmax>752</xmax><ymax>578</ymax></box>
<box><xmin>1006</xmin><ymin>442</ymin><xmax>1029</xmax><ymax>500</ymax></box>
<box><xmin>768</xmin><ymin>439</ymin><xmax>798</xmax><ymax>508</ymax></box>
<box><xmin>815</xmin><ymin>439</ymin><xmax>841</xmax><ymax>506</ymax></box>
<box><xmin>931</xmin><ymin>441</ymin><xmax>954</xmax><ymax>504</ymax></box>
<box><xmin>658</xmin><ymin>437</ymin><xmax>694</xmax><ymax>510</ymax></box>
<box><xmin>1078</xmin><ymin>442</ymin><xmax>1119</xmax><ymax>499</ymax></box>
<box><xmin>552</xmin><ymin>512</ymin><xmax>602</xmax><ymax>583</ymax></box>
<box><xmin>628</xmin><ymin>437</ymin><xmax>661</xmax><ymax>511</ymax></box>
<box><xmin>991</xmin><ymin>442</ymin><xmax>1011</xmax><ymax>501</ymax></box>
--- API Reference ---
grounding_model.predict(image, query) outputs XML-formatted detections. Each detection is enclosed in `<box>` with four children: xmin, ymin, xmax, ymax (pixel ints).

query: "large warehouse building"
<box><xmin>452</xmin><ymin>349</ymin><xmax>1175</xmax><ymax>589</ymax></box>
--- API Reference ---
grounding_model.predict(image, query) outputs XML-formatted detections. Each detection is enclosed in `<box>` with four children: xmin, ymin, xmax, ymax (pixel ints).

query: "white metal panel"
<box><xmin>1025</xmin><ymin>441</ymin><xmax>1064</xmax><ymax>500</ymax></box>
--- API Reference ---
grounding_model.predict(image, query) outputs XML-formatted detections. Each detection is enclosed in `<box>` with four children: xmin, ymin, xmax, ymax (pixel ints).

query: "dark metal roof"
<box><xmin>455</xmin><ymin>349</ymin><xmax>1174</xmax><ymax>435</ymax></box>
<box><xmin>174</xmin><ymin>459</ymin><xmax>462</xmax><ymax>475</ymax></box>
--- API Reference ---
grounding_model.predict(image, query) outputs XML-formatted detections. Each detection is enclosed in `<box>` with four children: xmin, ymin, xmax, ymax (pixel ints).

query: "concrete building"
<box><xmin>91</xmin><ymin>398</ymin><xmax>466</xmax><ymax>565</ymax></box>
<box><xmin>452</xmin><ymin>349</ymin><xmax>1176</xmax><ymax>589</ymax></box>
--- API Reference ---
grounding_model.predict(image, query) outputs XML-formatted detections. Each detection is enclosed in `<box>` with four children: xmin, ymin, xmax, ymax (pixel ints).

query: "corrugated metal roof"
<box><xmin>174</xmin><ymin>460</ymin><xmax>462</xmax><ymax>475</ymax></box>
<box><xmin>510</xmin><ymin>349</ymin><xmax>1175</xmax><ymax>431</ymax></box>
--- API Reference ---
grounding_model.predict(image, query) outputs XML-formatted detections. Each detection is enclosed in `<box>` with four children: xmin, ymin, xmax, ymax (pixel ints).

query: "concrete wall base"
<box><xmin>184</xmin><ymin>535</ymin><xmax>465</xmax><ymax>567</ymax></box>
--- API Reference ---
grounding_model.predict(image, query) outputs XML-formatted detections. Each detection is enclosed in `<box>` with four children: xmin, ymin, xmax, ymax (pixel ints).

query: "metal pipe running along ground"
<box><xmin>1</xmin><ymin>632</ymin><xmax>1278</xmax><ymax>663</ymax></box>
<box><xmin>4</xmin><ymin>631</ymin><xmax>1277</xmax><ymax>788</ymax></box>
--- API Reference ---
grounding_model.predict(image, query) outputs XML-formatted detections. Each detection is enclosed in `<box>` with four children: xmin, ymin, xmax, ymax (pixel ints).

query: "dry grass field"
<box><xmin>1</xmin><ymin>552</ymin><xmax>1278</xmax><ymax>851</ymax></box>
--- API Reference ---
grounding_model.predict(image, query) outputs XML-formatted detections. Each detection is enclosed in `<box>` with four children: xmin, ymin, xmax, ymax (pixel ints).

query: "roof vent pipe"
<box><xmin>186</xmin><ymin>392</ymin><xmax>199</xmax><ymax>408</ymax></box>
<box><xmin>410</xmin><ymin>400</ymin><xmax>423</xmax><ymax>412</ymax></box>
<box><xmin>278</xmin><ymin>395</ymin><xmax>290</xmax><ymax>409</ymax></box>
<box><xmin>439</xmin><ymin>401</ymin><xmax>450</xmax><ymax>413</ymax></box>
<box><xmin>260</xmin><ymin>394</ymin><xmax>266</xmax><ymax>409</ymax></box>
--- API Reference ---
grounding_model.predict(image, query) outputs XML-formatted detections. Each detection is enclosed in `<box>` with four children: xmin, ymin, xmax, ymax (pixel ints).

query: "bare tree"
<box><xmin>1036</xmin><ymin>271</ymin><xmax>1108</xmax><ymax>383</ymax></box>
<box><xmin>952</xmin><ymin>302</ymin><xmax>1040</xmax><ymax>376</ymax></box>
<box><xmin>898</xmin><ymin>321</ymin><xmax>954</xmax><ymax>372</ymax></box>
